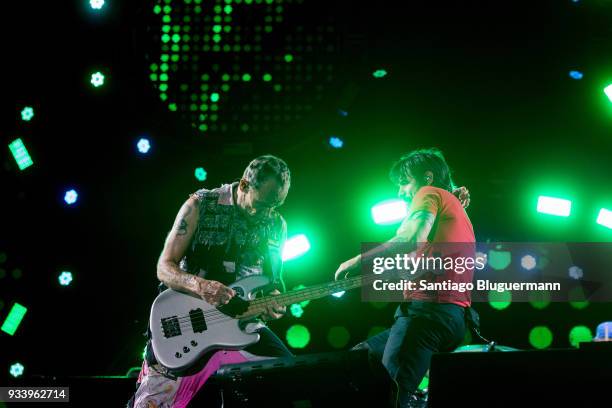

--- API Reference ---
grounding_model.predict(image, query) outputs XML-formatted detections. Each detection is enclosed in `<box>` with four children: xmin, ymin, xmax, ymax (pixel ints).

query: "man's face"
<box><xmin>397</xmin><ymin>172</ymin><xmax>420</xmax><ymax>202</ymax></box>
<box><xmin>240</xmin><ymin>177</ymin><xmax>288</xmax><ymax>219</ymax></box>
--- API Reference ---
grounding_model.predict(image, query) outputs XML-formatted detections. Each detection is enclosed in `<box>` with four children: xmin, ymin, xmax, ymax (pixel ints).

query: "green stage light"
<box><xmin>596</xmin><ymin>208</ymin><xmax>612</xmax><ymax>229</ymax></box>
<box><xmin>9</xmin><ymin>363</ymin><xmax>24</xmax><ymax>378</ymax></box>
<box><xmin>327</xmin><ymin>326</ymin><xmax>350</xmax><ymax>349</ymax></box>
<box><xmin>1</xmin><ymin>302</ymin><xmax>27</xmax><ymax>336</ymax></box>
<box><xmin>210</xmin><ymin>93</ymin><xmax>220</xmax><ymax>102</ymax></box>
<box><xmin>286</xmin><ymin>324</ymin><xmax>310</xmax><ymax>349</ymax></box>
<box><xmin>373</xmin><ymin>69</ymin><xmax>387</xmax><ymax>78</ymax></box>
<box><xmin>537</xmin><ymin>196</ymin><xmax>571</xmax><ymax>217</ymax></box>
<box><xmin>90</xmin><ymin>71</ymin><xmax>105</xmax><ymax>87</ymax></box>
<box><xmin>569</xmin><ymin>325</ymin><xmax>592</xmax><ymax>347</ymax></box>
<box><xmin>289</xmin><ymin>303</ymin><xmax>304</xmax><ymax>318</ymax></box>
<box><xmin>194</xmin><ymin>167</ymin><xmax>207</xmax><ymax>181</ymax></box>
<box><xmin>8</xmin><ymin>138</ymin><xmax>34</xmax><ymax>171</ymax></box>
<box><xmin>147</xmin><ymin>1</ymin><xmax>337</xmax><ymax>134</ymax></box>
<box><xmin>282</xmin><ymin>234</ymin><xmax>311</xmax><ymax>261</ymax></box>
<box><xmin>529</xmin><ymin>326</ymin><xmax>553</xmax><ymax>349</ymax></box>
<box><xmin>89</xmin><ymin>0</ymin><xmax>105</xmax><ymax>10</ymax></box>
<box><xmin>371</xmin><ymin>199</ymin><xmax>407</xmax><ymax>225</ymax></box>
<box><xmin>21</xmin><ymin>106</ymin><xmax>34</xmax><ymax>122</ymax></box>
<box><xmin>528</xmin><ymin>290</ymin><xmax>551</xmax><ymax>310</ymax></box>
<box><xmin>488</xmin><ymin>289</ymin><xmax>511</xmax><ymax>310</ymax></box>
<box><xmin>604</xmin><ymin>84</ymin><xmax>612</xmax><ymax>103</ymax></box>
<box><xmin>58</xmin><ymin>271</ymin><xmax>73</xmax><ymax>286</ymax></box>
<box><xmin>488</xmin><ymin>248</ymin><xmax>511</xmax><ymax>270</ymax></box>
<box><xmin>569</xmin><ymin>286</ymin><xmax>589</xmax><ymax>309</ymax></box>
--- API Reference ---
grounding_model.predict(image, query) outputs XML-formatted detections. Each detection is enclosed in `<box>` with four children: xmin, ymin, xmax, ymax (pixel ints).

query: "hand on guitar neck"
<box><xmin>259</xmin><ymin>289</ymin><xmax>286</xmax><ymax>321</ymax></box>
<box><xmin>194</xmin><ymin>278</ymin><xmax>236</xmax><ymax>306</ymax></box>
<box><xmin>334</xmin><ymin>254</ymin><xmax>362</xmax><ymax>281</ymax></box>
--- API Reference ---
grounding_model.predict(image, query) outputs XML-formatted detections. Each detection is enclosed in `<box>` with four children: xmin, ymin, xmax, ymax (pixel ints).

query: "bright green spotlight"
<box><xmin>596</xmin><ymin>208</ymin><xmax>612</xmax><ymax>229</ymax></box>
<box><xmin>371</xmin><ymin>199</ymin><xmax>407</xmax><ymax>225</ymax></box>
<box><xmin>21</xmin><ymin>106</ymin><xmax>34</xmax><ymax>122</ymax></box>
<box><xmin>90</xmin><ymin>71</ymin><xmax>105</xmax><ymax>87</ymax></box>
<box><xmin>488</xmin><ymin>289</ymin><xmax>511</xmax><ymax>310</ymax></box>
<box><xmin>8</xmin><ymin>138</ymin><xmax>34</xmax><ymax>171</ymax></box>
<box><xmin>194</xmin><ymin>167</ymin><xmax>207</xmax><ymax>181</ymax></box>
<box><xmin>569</xmin><ymin>325</ymin><xmax>592</xmax><ymax>347</ymax></box>
<box><xmin>90</xmin><ymin>0</ymin><xmax>105</xmax><ymax>10</ymax></box>
<box><xmin>569</xmin><ymin>286</ymin><xmax>589</xmax><ymax>309</ymax></box>
<box><xmin>210</xmin><ymin>93</ymin><xmax>220</xmax><ymax>102</ymax></box>
<box><xmin>282</xmin><ymin>234</ymin><xmax>311</xmax><ymax>261</ymax></box>
<box><xmin>289</xmin><ymin>304</ymin><xmax>304</xmax><ymax>318</ymax></box>
<box><xmin>9</xmin><ymin>363</ymin><xmax>24</xmax><ymax>378</ymax></box>
<box><xmin>604</xmin><ymin>84</ymin><xmax>612</xmax><ymax>103</ymax></box>
<box><xmin>373</xmin><ymin>69</ymin><xmax>387</xmax><ymax>78</ymax></box>
<box><xmin>284</xmin><ymin>54</ymin><xmax>293</xmax><ymax>63</ymax></box>
<box><xmin>1</xmin><ymin>302</ymin><xmax>27</xmax><ymax>336</ymax></box>
<box><xmin>58</xmin><ymin>271</ymin><xmax>73</xmax><ymax>286</ymax></box>
<box><xmin>537</xmin><ymin>196</ymin><xmax>571</xmax><ymax>217</ymax></box>
<box><xmin>529</xmin><ymin>326</ymin><xmax>553</xmax><ymax>349</ymax></box>
<box><xmin>488</xmin><ymin>248</ymin><xmax>511</xmax><ymax>270</ymax></box>
<box><xmin>286</xmin><ymin>324</ymin><xmax>310</xmax><ymax>348</ymax></box>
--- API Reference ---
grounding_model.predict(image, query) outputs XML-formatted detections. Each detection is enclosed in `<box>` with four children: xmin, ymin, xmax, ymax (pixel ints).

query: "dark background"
<box><xmin>1</xmin><ymin>0</ymin><xmax>611</xmax><ymax>378</ymax></box>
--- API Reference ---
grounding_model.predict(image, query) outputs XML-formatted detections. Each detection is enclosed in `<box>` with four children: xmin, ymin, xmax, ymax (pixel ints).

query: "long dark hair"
<box><xmin>389</xmin><ymin>148</ymin><xmax>455</xmax><ymax>192</ymax></box>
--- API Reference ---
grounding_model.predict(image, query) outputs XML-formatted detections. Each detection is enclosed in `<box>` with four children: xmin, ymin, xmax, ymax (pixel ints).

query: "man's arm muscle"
<box><xmin>156</xmin><ymin>197</ymin><xmax>201</xmax><ymax>294</ymax></box>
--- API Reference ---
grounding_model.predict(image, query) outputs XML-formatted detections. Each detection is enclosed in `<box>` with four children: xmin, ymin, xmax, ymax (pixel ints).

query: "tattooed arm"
<box><xmin>392</xmin><ymin>210</ymin><xmax>436</xmax><ymax>244</ymax></box>
<box><xmin>334</xmin><ymin>210</ymin><xmax>436</xmax><ymax>280</ymax></box>
<box><xmin>157</xmin><ymin>196</ymin><xmax>235</xmax><ymax>306</ymax></box>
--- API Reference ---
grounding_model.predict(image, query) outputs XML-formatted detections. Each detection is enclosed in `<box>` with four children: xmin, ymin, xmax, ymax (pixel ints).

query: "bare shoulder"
<box><xmin>177</xmin><ymin>196</ymin><xmax>200</xmax><ymax>225</ymax></box>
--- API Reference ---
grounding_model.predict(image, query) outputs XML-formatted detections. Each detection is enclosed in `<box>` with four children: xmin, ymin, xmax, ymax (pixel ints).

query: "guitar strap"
<box><xmin>265</xmin><ymin>236</ymin><xmax>285</xmax><ymax>293</ymax></box>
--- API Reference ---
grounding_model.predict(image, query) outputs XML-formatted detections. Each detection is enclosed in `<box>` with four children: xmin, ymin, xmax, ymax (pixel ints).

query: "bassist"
<box><xmin>129</xmin><ymin>155</ymin><xmax>292</xmax><ymax>408</ymax></box>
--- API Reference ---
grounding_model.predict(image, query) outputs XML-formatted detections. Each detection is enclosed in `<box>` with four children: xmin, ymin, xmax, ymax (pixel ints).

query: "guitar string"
<box><xmin>175</xmin><ymin>275</ymin><xmax>375</xmax><ymax>324</ymax></box>
<box><xmin>158</xmin><ymin>277</ymin><xmax>388</xmax><ymax>337</ymax></box>
<box><xmin>162</xmin><ymin>276</ymin><xmax>375</xmax><ymax>328</ymax></box>
<box><xmin>167</xmin><ymin>276</ymin><xmax>367</xmax><ymax>323</ymax></box>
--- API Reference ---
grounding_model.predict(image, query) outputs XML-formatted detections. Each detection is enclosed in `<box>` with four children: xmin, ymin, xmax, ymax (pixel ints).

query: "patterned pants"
<box><xmin>129</xmin><ymin>328</ymin><xmax>292</xmax><ymax>408</ymax></box>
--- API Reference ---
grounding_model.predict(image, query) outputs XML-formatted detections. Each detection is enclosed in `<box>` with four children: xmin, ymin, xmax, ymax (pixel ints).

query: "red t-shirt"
<box><xmin>402</xmin><ymin>186</ymin><xmax>475</xmax><ymax>307</ymax></box>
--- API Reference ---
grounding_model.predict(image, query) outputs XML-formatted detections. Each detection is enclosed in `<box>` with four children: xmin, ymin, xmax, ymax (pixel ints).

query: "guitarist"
<box><xmin>130</xmin><ymin>155</ymin><xmax>292</xmax><ymax>408</ymax></box>
<box><xmin>335</xmin><ymin>148</ymin><xmax>473</xmax><ymax>408</ymax></box>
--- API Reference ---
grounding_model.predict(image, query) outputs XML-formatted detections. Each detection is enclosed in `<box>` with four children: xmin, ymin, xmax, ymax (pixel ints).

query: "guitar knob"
<box><xmin>175</xmin><ymin>352</ymin><xmax>182</xmax><ymax>358</ymax></box>
<box><xmin>183</xmin><ymin>346</ymin><xmax>190</xmax><ymax>353</ymax></box>
<box><xmin>191</xmin><ymin>340</ymin><xmax>198</xmax><ymax>347</ymax></box>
